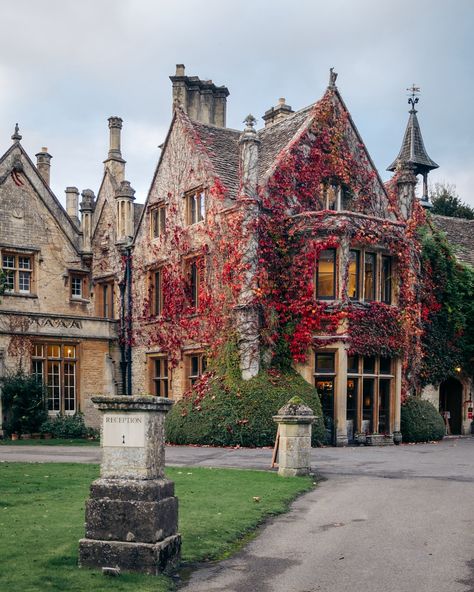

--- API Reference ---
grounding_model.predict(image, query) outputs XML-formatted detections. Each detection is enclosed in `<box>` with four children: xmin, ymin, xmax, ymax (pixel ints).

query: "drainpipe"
<box><xmin>126</xmin><ymin>246</ymin><xmax>133</xmax><ymax>397</ymax></box>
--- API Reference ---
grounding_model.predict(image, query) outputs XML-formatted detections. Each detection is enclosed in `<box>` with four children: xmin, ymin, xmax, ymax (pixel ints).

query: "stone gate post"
<box><xmin>78</xmin><ymin>395</ymin><xmax>181</xmax><ymax>575</ymax></box>
<box><xmin>273</xmin><ymin>397</ymin><xmax>315</xmax><ymax>477</ymax></box>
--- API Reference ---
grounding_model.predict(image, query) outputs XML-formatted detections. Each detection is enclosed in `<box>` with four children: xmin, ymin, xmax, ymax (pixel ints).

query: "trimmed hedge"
<box><xmin>166</xmin><ymin>345</ymin><xmax>325</xmax><ymax>447</ymax></box>
<box><xmin>400</xmin><ymin>397</ymin><xmax>445</xmax><ymax>443</ymax></box>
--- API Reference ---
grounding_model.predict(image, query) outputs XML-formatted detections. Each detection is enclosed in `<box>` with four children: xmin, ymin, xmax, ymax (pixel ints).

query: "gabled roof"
<box><xmin>387</xmin><ymin>109</ymin><xmax>438</xmax><ymax>173</ymax></box>
<box><xmin>432</xmin><ymin>214</ymin><xmax>474</xmax><ymax>267</ymax></box>
<box><xmin>0</xmin><ymin>140</ymin><xmax>82</xmax><ymax>253</ymax></box>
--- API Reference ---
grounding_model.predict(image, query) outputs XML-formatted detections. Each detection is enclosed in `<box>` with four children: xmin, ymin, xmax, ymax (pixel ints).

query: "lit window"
<box><xmin>151</xmin><ymin>204</ymin><xmax>166</xmax><ymax>239</ymax></box>
<box><xmin>32</xmin><ymin>343</ymin><xmax>77</xmax><ymax>414</ymax></box>
<box><xmin>185</xmin><ymin>189</ymin><xmax>206</xmax><ymax>225</ymax></box>
<box><xmin>1</xmin><ymin>252</ymin><xmax>33</xmax><ymax>294</ymax></box>
<box><xmin>348</xmin><ymin>250</ymin><xmax>360</xmax><ymax>300</ymax></box>
<box><xmin>316</xmin><ymin>249</ymin><xmax>336</xmax><ymax>300</ymax></box>
<box><xmin>314</xmin><ymin>351</ymin><xmax>336</xmax><ymax>444</ymax></box>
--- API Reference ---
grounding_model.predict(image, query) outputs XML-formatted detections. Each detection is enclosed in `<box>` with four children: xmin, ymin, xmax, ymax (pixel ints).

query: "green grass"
<box><xmin>0</xmin><ymin>463</ymin><xmax>313</xmax><ymax>591</ymax></box>
<box><xmin>0</xmin><ymin>438</ymin><xmax>99</xmax><ymax>446</ymax></box>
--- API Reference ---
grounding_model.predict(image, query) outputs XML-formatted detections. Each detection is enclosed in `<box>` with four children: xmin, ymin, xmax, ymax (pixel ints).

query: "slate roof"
<box><xmin>186</xmin><ymin>104</ymin><xmax>317</xmax><ymax>199</ymax></box>
<box><xmin>186</xmin><ymin>119</ymin><xmax>241</xmax><ymax>198</ymax></box>
<box><xmin>387</xmin><ymin>109</ymin><xmax>438</xmax><ymax>173</ymax></box>
<box><xmin>432</xmin><ymin>214</ymin><xmax>474</xmax><ymax>267</ymax></box>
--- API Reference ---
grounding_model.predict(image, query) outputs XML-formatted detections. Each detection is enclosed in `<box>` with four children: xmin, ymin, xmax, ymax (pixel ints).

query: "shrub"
<box><xmin>0</xmin><ymin>370</ymin><xmax>47</xmax><ymax>436</ymax></box>
<box><xmin>40</xmin><ymin>412</ymin><xmax>91</xmax><ymax>439</ymax></box>
<box><xmin>166</xmin><ymin>343</ymin><xmax>326</xmax><ymax>447</ymax></box>
<box><xmin>400</xmin><ymin>397</ymin><xmax>445</xmax><ymax>443</ymax></box>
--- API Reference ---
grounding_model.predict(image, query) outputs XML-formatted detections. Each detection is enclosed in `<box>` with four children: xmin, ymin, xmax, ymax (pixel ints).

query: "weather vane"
<box><xmin>407</xmin><ymin>84</ymin><xmax>420</xmax><ymax>110</ymax></box>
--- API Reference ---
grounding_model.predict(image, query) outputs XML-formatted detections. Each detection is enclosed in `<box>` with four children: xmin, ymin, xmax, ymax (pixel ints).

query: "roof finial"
<box><xmin>407</xmin><ymin>84</ymin><xmax>420</xmax><ymax>112</ymax></box>
<box><xmin>11</xmin><ymin>123</ymin><xmax>22</xmax><ymax>142</ymax></box>
<box><xmin>243</xmin><ymin>114</ymin><xmax>256</xmax><ymax>133</ymax></box>
<box><xmin>329</xmin><ymin>68</ymin><xmax>338</xmax><ymax>88</ymax></box>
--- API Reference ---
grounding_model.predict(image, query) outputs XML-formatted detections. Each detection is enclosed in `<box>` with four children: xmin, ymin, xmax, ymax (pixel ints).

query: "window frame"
<box><xmin>185</xmin><ymin>188</ymin><xmax>206</xmax><ymax>226</ymax></box>
<box><xmin>148</xmin><ymin>355</ymin><xmax>170</xmax><ymax>398</ymax></box>
<box><xmin>95</xmin><ymin>280</ymin><xmax>115</xmax><ymax>318</ymax></box>
<box><xmin>150</xmin><ymin>267</ymin><xmax>164</xmax><ymax>317</ymax></box>
<box><xmin>69</xmin><ymin>272</ymin><xmax>89</xmax><ymax>302</ymax></box>
<box><xmin>150</xmin><ymin>203</ymin><xmax>166</xmax><ymax>239</ymax></box>
<box><xmin>1</xmin><ymin>251</ymin><xmax>34</xmax><ymax>295</ymax></box>
<box><xmin>315</xmin><ymin>248</ymin><xmax>337</xmax><ymax>301</ymax></box>
<box><xmin>185</xmin><ymin>352</ymin><xmax>207</xmax><ymax>391</ymax></box>
<box><xmin>32</xmin><ymin>342</ymin><xmax>78</xmax><ymax>415</ymax></box>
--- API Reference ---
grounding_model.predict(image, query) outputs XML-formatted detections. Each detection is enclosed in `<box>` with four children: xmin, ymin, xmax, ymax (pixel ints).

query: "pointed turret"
<box><xmin>387</xmin><ymin>85</ymin><xmax>438</xmax><ymax>205</ymax></box>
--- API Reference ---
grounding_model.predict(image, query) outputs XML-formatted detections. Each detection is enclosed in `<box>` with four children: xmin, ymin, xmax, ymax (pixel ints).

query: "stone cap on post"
<box><xmin>91</xmin><ymin>395</ymin><xmax>173</xmax><ymax>413</ymax></box>
<box><xmin>273</xmin><ymin>397</ymin><xmax>316</xmax><ymax>425</ymax></box>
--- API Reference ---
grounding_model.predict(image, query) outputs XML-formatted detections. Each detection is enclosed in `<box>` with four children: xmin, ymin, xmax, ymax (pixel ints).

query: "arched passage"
<box><xmin>439</xmin><ymin>377</ymin><xmax>463</xmax><ymax>435</ymax></box>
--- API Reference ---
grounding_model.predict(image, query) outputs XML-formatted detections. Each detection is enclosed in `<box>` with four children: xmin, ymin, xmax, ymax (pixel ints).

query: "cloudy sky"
<box><xmin>1</xmin><ymin>0</ymin><xmax>473</xmax><ymax>206</ymax></box>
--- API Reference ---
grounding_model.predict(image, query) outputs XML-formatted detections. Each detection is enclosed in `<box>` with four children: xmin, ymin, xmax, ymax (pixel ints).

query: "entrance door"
<box><xmin>440</xmin><ymin>378</ymin><xmax>463</xmax><ymax>435</ymax></box>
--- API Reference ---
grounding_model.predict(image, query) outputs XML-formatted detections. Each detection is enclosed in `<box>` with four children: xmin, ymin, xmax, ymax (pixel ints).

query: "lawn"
<box><xmin>0</xmin><ymin>463</ymin><xmax>313</xmax><ymax>591</ymax></box>
<box><xmin>0</xmin><ymin>438</ymin><xmax>99</xmax><ymax>446</ymax></box>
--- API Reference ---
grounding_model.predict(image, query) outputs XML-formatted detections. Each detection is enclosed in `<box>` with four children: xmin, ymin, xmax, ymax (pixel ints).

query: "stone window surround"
<box><xmin>147</xmin><ymin>354</ymin><xmax>170</xmax><ymax>398</ymax></box>
<box><xmin>184</xmin><ymin>186</ymin><xmax>206</xmax><ymax>226</ymax></box>
<box><xmin>315</xmin><ymin>247</ymin><xmax>394</xmax><ymax>304</ymax></box>
<box><xmin>149</xmin><ymin>201</ymin><xmax>167</xmax><ymax>240</ymax></box>
<box><xmin>67</xmin><ymin>270</ymin><xmax>90</xmax><ymax>303</ymax></box>
<box><xmin>184</xmin><ymin>351</ymin><xmax>207</xmax><ymax>392</ymax></box>
<box><xmin>148</xmin><ymin>267</ymin><xmax>164</xmax><ymax>317</ymax></box>
<box><xmin>0</xmin><ymin>248</ymin><xmax>36</xmax><ymax>296</ymax></box>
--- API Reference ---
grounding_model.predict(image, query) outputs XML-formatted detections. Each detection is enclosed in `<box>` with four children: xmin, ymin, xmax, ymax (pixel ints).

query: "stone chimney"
<box><xmin>262</xmin><ymin>98</ymin><xmax>294</xmax><ymax>127</ymax></box>
<box><xmin>36</xmin><ymin>147</ymin><xmax>52</xmax><ymax>185</ymax></box>
<box><xmin>115</xmin><ymin>180</ymin><xmax>136</xmax><ymax>242</ymax></box>
<box><xmin>170</xmin><ymin>64</ymin><xmax>229</xmax><ymax>127</ymax></box>
<box><xmin>80</xmin><ymin>189</ymin><xmax>96</xmax><ymax>253</ymax></box>
<box><xmin>396</xmin><ymin>162</ymin><xmax>418</xmax><ymax>220</ymax></box>
<box><xmin>65</xmin><ymin>186</ymin><xmax>80</xmax><ymax>225</ymax></box>
<box><xmin>104</xmin><ymin>116</ymin><xmax>125</xmax><ymax>182</ymax></box>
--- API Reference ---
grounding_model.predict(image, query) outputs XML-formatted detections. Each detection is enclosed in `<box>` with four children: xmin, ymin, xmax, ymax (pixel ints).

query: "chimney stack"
<box><xmin>80</xmin><ymin>189</ymin><xmax>96</xmax><ymax>253</ymax></box>
<box><xmin>170</xmin><ymin>64</ymin><xmax>229</xmax><ymax>127</ymax></box>
<box><xmin>65</xmin><ymin>186</ymin><xmax>80</xmax><ymax>225</ymax></box>
<box><xmin>262</xmin><ymin>98</ymin><xmax>294</xmax><ymax>127</ymax></box>
<box><xmin>104</xmin><ymin>117</ymin><xmax>125</xmax><ymax>182</ymax></box>
<box><xmin>36</xmin><ymin>147</ymin><xmax>52</xmax><ymax>185</ymax></box>
<box><xmin>114</xmin><ymin>180</ymin><xmax>136</xmax><ymax>242</ymax></box>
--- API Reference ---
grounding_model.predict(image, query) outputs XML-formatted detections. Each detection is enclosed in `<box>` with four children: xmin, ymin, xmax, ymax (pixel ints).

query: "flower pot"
<box><xmin>11</xmin><ymin>433</ymin><xmax>19</xmax><ymax>441</ymax></box>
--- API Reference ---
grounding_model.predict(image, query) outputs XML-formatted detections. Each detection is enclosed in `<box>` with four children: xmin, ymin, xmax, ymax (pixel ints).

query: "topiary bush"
<box><xmin>400</xmin><ymin>397</ymin><xmax>445</xmax><ymax>443</ymax></box>
<box><xmin>166</xmin><ymin>342</ymin><xmax>326</xmax><ymax>447</ymax></box>
<box><xmin>0</xmin><ymin>370</ymin><xmax>48</xmax><ymax>437</ymax></box>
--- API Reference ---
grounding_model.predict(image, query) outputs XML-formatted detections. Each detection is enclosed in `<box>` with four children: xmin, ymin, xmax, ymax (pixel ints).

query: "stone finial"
<box><xmin>80</xmin><ymin>189</ymin><xmax>96</xmax><ymax>212</ymax></box>
<box><xmin>11</xmin><ymin>123</ymin><xmax>22</xmax><ymax>142</ymax></box>
<box><xmin>329</xmin><ymin>67</ymin><xmax>338</xmax><ymax>88</ymax></box>
<box><xmin>243</xmin><ymin>114</ymin><xmax>257</xmax><ymax>133</ymax></box>
<box><xmin>115</xmin><ymin>180</ymin><xmax>136</xmax><ymax>200</ymax></box>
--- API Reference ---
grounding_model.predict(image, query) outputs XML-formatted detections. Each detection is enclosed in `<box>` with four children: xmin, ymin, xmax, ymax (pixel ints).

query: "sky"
<box><xmin>1</xmin><ymin>0</ymin><xmax>473</xmax><ymax>206</ymax></box>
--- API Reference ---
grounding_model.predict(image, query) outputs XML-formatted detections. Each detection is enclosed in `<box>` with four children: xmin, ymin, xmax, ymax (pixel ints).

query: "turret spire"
<box><xmin>387</xmin><ymin>86</ymin><xmax>438</xmax><ymax>203</ymax></box>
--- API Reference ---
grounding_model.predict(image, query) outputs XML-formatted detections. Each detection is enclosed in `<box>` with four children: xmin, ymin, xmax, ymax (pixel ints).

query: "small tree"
<box><xmin>430</xmin><ymin>183</ymin><xmax>474</xmax><ymax>220</ymax></box>
<box><xmin>0</xmin><ymin>370</ymin><xmax>48</xmax><ymax>437</ymax></box>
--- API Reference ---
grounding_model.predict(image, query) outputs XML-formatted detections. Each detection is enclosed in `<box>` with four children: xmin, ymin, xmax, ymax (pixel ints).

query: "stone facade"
<box><xmin>1</xmin><ymin>65</ymin><xmax>472</xmax><ymax>446</ymax></box>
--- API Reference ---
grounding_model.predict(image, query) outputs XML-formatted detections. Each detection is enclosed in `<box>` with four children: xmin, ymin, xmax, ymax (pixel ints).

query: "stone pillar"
<box><xmin>80</xmin><ymin>189</ymin><xmax>95</xmax><ymax>253</ymax></box>
<box><xmin>104</xmin><ymin>117</ymin><xmax>125</xmax><ymax>182</ymax></box>
<box><xmin>236</xmin><ymin>114</ymin><xmax>261</xmax><ymax>380</ymax></box>
<box><xmin>334</xmin><ymin>347</ymin><xmax>348</xmax><ymax>446</ymax></box>
<box><xmin>65</xmin><ymin>186</ymin><xmax>80</xmax><ymax>226</ymax></box>
<box><xmin>393</xmin><ymin>359</ymin><xmax>402</xmax><ymax>444</ymax></box>
<box><xmin>78</xmin><ymin>396</ymin><xmax>181</xmax><ymax>575</ymax></box>
<box><xmin>273</xmin><ymin>398</ymin><xmax>315</xmax><ymax>477</ymax></box>
<box><xmin>115</xmin><ymin>180</ymin><xmax>136</xmax><ymax>242</ymax></box>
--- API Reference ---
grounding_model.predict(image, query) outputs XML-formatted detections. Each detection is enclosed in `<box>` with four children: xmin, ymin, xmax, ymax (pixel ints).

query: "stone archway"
<box><xmin>439</xmin><ymin>377</ymin><xmax>463</xmax><ymax>435</ymax></box>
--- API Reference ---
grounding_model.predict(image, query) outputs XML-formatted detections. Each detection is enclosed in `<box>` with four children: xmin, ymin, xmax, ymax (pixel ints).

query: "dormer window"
<box><xmin>185</xmin><ymin>188</ymin><xmax>206</xmax><ymax>225</ymax></box>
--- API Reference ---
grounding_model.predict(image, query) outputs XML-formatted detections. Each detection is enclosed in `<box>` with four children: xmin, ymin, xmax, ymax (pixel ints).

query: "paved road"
<box><xmin>2</xmin><ymin>439</ymin><xmax>474</xmax><ymax>591</ymax></box>
<box><xmin>179</xmin><ymin>439</ymin><xmax>474</xmax><ymax>592</ymax></box>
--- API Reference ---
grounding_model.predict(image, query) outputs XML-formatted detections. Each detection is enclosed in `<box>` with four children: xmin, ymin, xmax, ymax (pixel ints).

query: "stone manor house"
<box><xmin>0</xmin><ymin>66</ymin><xmax>472</xmax><ymax>444</ymax></box>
